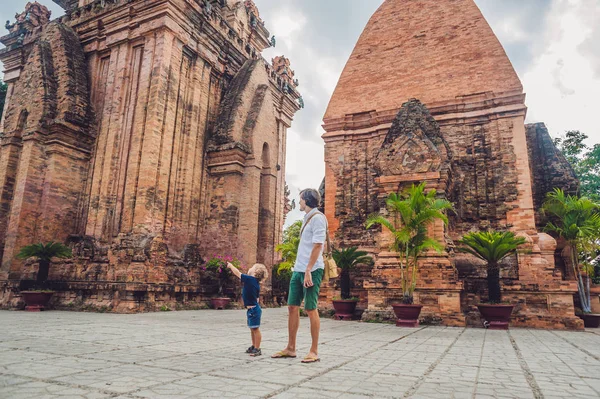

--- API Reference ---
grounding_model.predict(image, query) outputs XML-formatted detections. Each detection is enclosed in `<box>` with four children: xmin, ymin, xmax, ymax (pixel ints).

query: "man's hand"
<box><xmin>304</xmin><ymin>271</ymin><xmax>313</xmax><ymax>288</ymax></box>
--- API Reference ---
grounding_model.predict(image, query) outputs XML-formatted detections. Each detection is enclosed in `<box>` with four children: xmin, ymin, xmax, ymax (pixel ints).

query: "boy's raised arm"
<box><xmin>227</xmin><ymin>262</ymin><xmax>242</xmax><ymax>279</ymax></box>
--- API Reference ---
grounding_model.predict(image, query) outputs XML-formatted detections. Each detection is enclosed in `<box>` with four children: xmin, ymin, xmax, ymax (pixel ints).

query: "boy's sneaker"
<box><xmin>245</xmin><ymin>346</ymin><xmax>255</xmax><ymax>353</ymax></box>
<box><xmin>250</xmin><ymin>348</ymin><xmax>262</xmax><ymax>357</ymax></box>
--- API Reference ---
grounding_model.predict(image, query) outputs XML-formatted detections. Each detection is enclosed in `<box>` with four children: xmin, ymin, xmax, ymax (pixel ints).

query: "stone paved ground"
<box><xmin>1</xmin><ymin>308</ymin><xmax>599</xmax><ymax>399</ymax></box>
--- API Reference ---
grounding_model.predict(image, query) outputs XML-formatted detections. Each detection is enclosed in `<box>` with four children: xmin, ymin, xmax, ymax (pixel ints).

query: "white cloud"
<box><xmin>522</xmin><ymin>0</ymin><xmax>600</xmax><ymax>145</ymax></box>
<box><xmin>266</xmin><ymin>6</ymin><xmax>307</xmax><ymax>51</ymax></box>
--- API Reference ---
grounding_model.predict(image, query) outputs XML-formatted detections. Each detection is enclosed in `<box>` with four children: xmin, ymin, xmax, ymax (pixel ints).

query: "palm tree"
<box><xmin>17</xmin><ymin>242</ymin><xmax>72</xmax><ymax>285</ymax></box>
<box><xmin>542</xmin><ymin>189</ymin><xmax>600</xmax><ymax>313</ymax></box>
<box><xmin>332</xmin><ymin>247</ymin><xmax>373</xmax><ymax>299</ymax></box>
<box><xmin>458</xmin><ymin>231</ymin><xmax>526</xmax><ymax>304</ymax></box>
<box><xmin>366</xmin><ymin>183</ymin><xmax>453</xmax><ymax>304</ymax></box>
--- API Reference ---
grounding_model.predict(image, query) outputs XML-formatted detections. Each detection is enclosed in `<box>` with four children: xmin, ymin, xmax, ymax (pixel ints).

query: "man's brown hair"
<box><xmin>300</xmin><ymin>188</ymin><xmax>321</xmax><ymax>209</ymax></box>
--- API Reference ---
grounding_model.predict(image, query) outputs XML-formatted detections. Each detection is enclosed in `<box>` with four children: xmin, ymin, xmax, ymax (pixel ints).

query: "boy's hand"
<box><xmin>226</xmin><ymin>262</ymin><xmax>242</xmax><ymax>279</ymax></box>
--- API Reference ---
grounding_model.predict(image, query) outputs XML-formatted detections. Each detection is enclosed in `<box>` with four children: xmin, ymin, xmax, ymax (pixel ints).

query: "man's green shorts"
<box><xmin>287</xmin><ymin>269</ymin><xmax>324</xmax><ymax>310</ymax></box>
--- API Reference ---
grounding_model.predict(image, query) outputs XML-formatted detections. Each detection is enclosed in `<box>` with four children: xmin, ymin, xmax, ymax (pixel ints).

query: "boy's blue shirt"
<box><xmin>241</xmin><ymin>274</ymin><xmax>260</xmax><ymax>307</ymax></box>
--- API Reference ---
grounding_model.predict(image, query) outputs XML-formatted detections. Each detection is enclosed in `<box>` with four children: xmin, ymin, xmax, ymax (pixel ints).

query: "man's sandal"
<box><xmin>271</xmin><ymin>350</ymin><xmax>297</xmax><ymax>358</ymax></box>
<box><xmin>301</xmin><ymin>355</ymin><xmax>320</xmax><ymax>363</ymax></box>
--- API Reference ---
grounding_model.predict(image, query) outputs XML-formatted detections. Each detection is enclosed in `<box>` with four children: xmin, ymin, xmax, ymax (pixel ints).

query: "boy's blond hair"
<box><xmin>249</xmin><ymin>263</ymin><xmax>268</xmax><ymax>282</ymax></box>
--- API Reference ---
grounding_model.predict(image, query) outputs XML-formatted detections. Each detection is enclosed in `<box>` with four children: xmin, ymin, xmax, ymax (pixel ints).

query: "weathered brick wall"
<box><xmin>525</xmin><ymin>122</ymin><xmax>579</xmax><ymax>228</ymax></box>
<box><xmin>0</xmin><ymin>21</ymin><xmax>93</xmax><ymax>279</ymax></box>
<box><xmin>204</xmin><ymin>59</ymin><xmax>281</xmax><ymax>271</ymax></box>
<box><xmin>0</xmin><ymin>0</ymin><xmax>300</xmax><ymax>309</ymax></box>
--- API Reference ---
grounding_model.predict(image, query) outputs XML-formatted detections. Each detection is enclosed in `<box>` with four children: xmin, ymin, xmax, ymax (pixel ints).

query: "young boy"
<box><xmin>226</xmin><ymin>262</ymin><xmax>268</xmax><ymax>356</ymax></box>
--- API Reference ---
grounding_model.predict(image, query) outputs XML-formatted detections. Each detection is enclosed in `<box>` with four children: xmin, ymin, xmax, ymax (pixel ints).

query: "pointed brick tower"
<box><xmin>325</xmin><ymin>0</ymin><xmax>523</xmax><ymax>119</ymax></box>
<box><xmin>322</xmin><ymin>0</ymin><xmax>582</xmax><ymax>329</ymax></box>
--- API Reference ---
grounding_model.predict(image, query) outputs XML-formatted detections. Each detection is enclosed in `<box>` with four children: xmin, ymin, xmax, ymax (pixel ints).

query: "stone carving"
<box><xmin>244</xmin><ymin>0</ymin><xmax>262</xmax><ymax>25</ymax></box>
<box><xmin>272</xmin><ymin>56</ymin><xmax>297</xmax><ymax>88</ymax></box>
<box><xmin>375</xmin><ymin>99</ymin><xmax>449</xmax><ymax>177</ymax></box>
<box><xmin>6</xmin><ymin>2</ymin><xmax>51</xmax><ymax>34</ymax></box>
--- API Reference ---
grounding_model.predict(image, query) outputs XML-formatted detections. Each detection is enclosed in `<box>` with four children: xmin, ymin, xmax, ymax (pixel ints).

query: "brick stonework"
<box><xmin>320</xmin><ymin>0</ymin><xmax>582</xmax><ymax>329</ymax></box>
<box><xmin>0</xmin><ymin>0</ymin><xmax>300</xmax><ymax>311</ymax></box>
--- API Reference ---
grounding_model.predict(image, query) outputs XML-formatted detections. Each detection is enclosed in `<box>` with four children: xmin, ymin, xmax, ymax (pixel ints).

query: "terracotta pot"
<box><xmin>578</xmin><ymin>313</ymin><xmax>600</xmax><ymax>328</ymax></box>
<box><xmin>21</xmin><ymin>291</ymin><xmax>54</xmax><ymax>312</ymax></box>
<box><xmin>210</xmin><ymin>297</ymin><xmax>231</xmax><ymax>310</ymax></box>
<box><xmin>332</xmin><ymin>299</ymin><xmax>358</xmax><ymax>320</ymax></box>
<box><xmin>477</xmin><ymin>304</ymin><xmax>514</xmax><ymax>330</ymax></box>
<box><xmin>392</xmin><ymin>304</ymin><xmax>423</xmax><ymax>327</ymax></box>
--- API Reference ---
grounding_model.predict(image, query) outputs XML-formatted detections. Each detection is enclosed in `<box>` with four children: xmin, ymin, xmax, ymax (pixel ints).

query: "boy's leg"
<box><xmin>253</xmin><ymin>327</ymin><xmax>262</xmax><ymax>349</ymax></box>
<box><xmin>250</xmin><ymin>328</ymin><xmax>256</xmax><ymax>348</ymax></box>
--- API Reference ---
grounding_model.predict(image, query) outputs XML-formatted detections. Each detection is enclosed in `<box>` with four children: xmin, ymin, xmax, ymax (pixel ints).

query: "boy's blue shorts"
<box><xmin>247</xmin><ymin>305</ymin><xmax>262</xmax><ymax>329</ymax></box>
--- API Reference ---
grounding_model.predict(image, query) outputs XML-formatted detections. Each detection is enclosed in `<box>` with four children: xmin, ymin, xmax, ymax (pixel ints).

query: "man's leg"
<box><xmin>305</xmin><ymin>309</ymin><xmax>320</xmax><ymax>357</ymax></box>
<box><xmin>302</xmin><ymin>269</ymin><xmax>323</xmax><ymax>361</ymax></box>
<box><xmin>286</xmin><ymin>305</ymin><xmax>300</xmax><ymax>353</ymax></box>
<box><xmin>250</xmin><ymin>328</ymin><xmax>256</xmax><ymax>348</ymax></box>
<box><xmin>273</xmin><ymin>272</ymin><xmax>303</xmax><ymax>357</ymax></box>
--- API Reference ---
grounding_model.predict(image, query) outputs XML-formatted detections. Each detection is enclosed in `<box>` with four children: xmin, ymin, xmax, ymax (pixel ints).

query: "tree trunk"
<box><xmin>571</xmin><ymin>243</ymin><xmax>591</xmax><ymax>313</ymax></box>
<box><xmin>340</xmin><ymin>269</ymin><xmax>351</xmax><ymax>299</ymax></box>
<box><xmin>36</xmin><ymin>260</ymin><xmax>50</xmax><ymax>284</ymax></box>
<box><xmin>487</xmin><ymin>261</ymin><xmax>501</xmax><ymax>304</ymax></box>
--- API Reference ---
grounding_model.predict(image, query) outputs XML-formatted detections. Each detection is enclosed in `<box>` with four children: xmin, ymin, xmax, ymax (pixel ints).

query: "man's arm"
<box><xmin>304</xmin><ymin>214</ymin><xmax>327</xmax><ymax>288</ymax></box>
<box><xmin>226</xmin><ymin>262</ymin><xmax>242</xmax><ymax>280</ymax></box>
<box><xmin>303</xmin><ymin>243</ymin><xmax>323</xmax><ymax>288</ymax></box>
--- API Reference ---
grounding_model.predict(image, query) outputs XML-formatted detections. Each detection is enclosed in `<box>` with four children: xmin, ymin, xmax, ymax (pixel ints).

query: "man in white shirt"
<box><xmin>272</xmin><ymin>188</ymin><xmax>326</xmax><ymax>363</ymax></box>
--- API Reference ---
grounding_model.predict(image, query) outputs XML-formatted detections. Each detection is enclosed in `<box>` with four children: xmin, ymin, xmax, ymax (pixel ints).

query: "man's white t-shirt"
<box><xmin>293</xmin><ymin>208</ymin><xmax>326</xmax><ymax>273</ymax></box>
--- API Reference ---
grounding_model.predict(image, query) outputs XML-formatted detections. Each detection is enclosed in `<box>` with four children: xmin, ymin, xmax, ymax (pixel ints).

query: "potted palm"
<box><xmin>458</xmin><ymin>231</ymin><xmax>526</xmax><ymax>329</ymax></box>
<box><xmin>366</xmin><ymin>183</ymin><xmax>453</xmax><ymax>327</ymax></box>
<box><xmin>17</xmin><ymin>241</ymin><xmax>72</xmax><ymax>311</ymax></box>
<box><xmin>542</xmin><ymin>189</ymin><xmax>600</xmax><ymax>327</ymax></box>
<box><xmin>202</xmin><ymin>255</ymin><xmax>240</xmax><ymax>309</ymax></box>
<box><xmin>331</xmin><ymin>247</ymin><xmax>373</xmax><ymax>320</ymax></box>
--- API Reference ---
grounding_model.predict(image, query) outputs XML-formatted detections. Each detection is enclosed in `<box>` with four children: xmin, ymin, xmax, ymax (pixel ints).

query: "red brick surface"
<box><xmin>324</xmin><ymin>0</ymin><xmax>522</xmax><ymax>120</ymax></box>
<box><xmin>321</xmin><ymin>0</ymin><xmax>582</xmax><ymax>329</ymax></box>
<box><xmin>0</xmin><ymin>0</ymin><xmax>300</xmax><ymax>311</ymax></box>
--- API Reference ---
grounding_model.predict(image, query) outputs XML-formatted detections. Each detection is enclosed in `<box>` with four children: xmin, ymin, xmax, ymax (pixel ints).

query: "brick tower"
<box><xmin>322</xmin><ymin>0</ymin><xmax>582</xmax><ymax>329</ymax></box>
<box><xmin>0</xmin><ymin>0</ymin><xmax>301</xmax><ymax>310</ymax></box>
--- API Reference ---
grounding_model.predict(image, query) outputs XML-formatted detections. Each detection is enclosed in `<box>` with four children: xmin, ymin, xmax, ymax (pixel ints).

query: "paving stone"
<box><xmin>133</xmin><ymin>374</ymin><xmax>284</xmax><ymax>398</ymax></box>
<box><xmin>1</xmin><ymin>308</ymin><xmax>600</xmax><ymax>398</ymax></box>
<box><xmin>52</xmin><ymin>364</ymin><xmax>194</xmax><ymax>394</ymax></box>
<box><xmin>0</xmin><ymin>381</ymin><xmax>110</xmax><ymax>399</ymax></box>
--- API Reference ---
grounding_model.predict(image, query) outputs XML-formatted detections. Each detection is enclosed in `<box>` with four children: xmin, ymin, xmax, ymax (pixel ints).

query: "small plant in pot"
<box><xmin>17</xmin><ymin>242</ymin><xmax>72</xmax><ymax>311</ymax></box>
<box><xmin>542</xmin><ymin>189</ymin><xmax>600</xmax><ymax>328</ymax></box>
<box><xmin>331</xmin><ymin>246</ymin><xmax>373</xmax><ymax>320</ymax></box>
<box><xmin>202</xmin><ymin>255</ymin><xmax>240</xmax><ymax>309</ymax></box>
<box><xmin>458</xmin><ymin>231</ymin><xmax>526</xmax><ymax>329</ymax></box>
<box><xmin>366</xmin><ymin>183</ymin><xmax>453</xmax><ymax>327</ymax></box>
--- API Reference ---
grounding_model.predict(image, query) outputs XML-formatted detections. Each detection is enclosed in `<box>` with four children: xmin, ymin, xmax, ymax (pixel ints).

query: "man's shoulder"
<box><xmin>312</xmin><ymin>213</ymin><xmax>327</xmax><ymax>225</ymax></box>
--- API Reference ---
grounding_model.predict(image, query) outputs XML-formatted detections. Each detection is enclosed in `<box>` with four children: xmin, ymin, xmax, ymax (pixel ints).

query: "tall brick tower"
<box><xmin>0</xmin><ymin>0</ymin><xmax>301</xmax><ymax>310</ymax></box>
<box><xmin>322</xmin><ymin>0</ymin><xmax>582</xmax><ymax>328</ymax></box>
